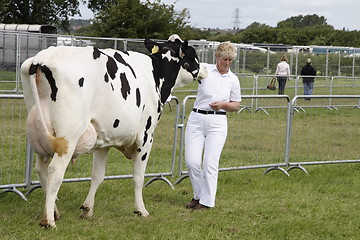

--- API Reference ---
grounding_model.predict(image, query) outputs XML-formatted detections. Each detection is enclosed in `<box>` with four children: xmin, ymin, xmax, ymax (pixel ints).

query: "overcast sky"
<box><xmin>78</xmin><ymin>0</ymin><xmax>360</xmax><ymax>31</ymax></box>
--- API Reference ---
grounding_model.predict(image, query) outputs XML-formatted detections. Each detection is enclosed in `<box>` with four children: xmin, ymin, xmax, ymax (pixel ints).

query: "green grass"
<box><xmin>1</xmin><ymin>165</ymin><xmax>359</xmax><ymax>239</ymax></box>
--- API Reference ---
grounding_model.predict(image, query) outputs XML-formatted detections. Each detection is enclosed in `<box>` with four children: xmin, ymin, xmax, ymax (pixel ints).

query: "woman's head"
<box><xmin>281</xmin><ymin>55</ymin><xmax>288</xmax><ymax>62</ymax></box>
<box><xmin>215</xmin><ymin>42</ymin><xmax>237</xmax><ymax>74</ymax></box>
<box><xmin>215</xmin><ymin>41</ymin><xmax>237</xmax><ymax>60</ymax></box>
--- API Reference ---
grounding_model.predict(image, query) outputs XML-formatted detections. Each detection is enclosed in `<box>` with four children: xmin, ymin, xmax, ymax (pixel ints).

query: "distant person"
<box><xmin>300</xmin><ymin>58</ymin><xmax>317</xmax><ymax>101</ymax></box>
<box><xmin>275</xmin><ymin>55</ymin><xmax>290</xmax><ymax>95</ymax></box>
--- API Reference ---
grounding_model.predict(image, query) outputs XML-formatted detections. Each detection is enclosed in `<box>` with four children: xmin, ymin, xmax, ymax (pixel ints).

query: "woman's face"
<box><xmin>216</xmin><ymin>55</ymin><xmax>233</xmax><ymax>74</ymax></box>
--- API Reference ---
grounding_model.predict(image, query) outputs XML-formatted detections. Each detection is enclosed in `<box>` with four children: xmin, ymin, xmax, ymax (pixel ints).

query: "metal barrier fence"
<box><xmin>252</xmin><ymin>75</ymin><xmax>360</xmax><ymax>112</ymax></box>
<box><xmin>2</xmin><ymin>30</ymin><xmax>360</xmax><ymax>93</ymax></box>
<box><xmin>1</xmin><ymin>30</ymin><xmax>360</xmax><ymax>198</ymax></box>
<box><xmin>0</xmin><ymin>94</ymin><xmax>181</xmax><ymax>200</ymax></box>
<box><xmin>287</xmin><ymin>95</ymin><xmax>360</xmax><ymax>172</ymax></box>
<box><xmin>175</xmin><ymin>95</ymin><xmax>360</xmax><ymax>184</ymax></box>
<box><xmin>0</xmin><ymin>94</ymin><xmax>28</xmax><ymax>199</ymax></box>
<box><xmin>1</xmin><ymin>94</ymin><xmax>359</xmax><ymax>199</ymax></box>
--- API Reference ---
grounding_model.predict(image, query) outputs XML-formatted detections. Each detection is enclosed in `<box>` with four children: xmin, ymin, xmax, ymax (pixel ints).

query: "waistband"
<box><xmin>192</xmin><ymin>108</ymin><xmax>226</xmax><ymax>115</ymax></box>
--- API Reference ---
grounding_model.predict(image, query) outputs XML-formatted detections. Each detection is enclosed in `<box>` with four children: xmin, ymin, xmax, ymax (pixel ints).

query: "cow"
<box><xmin>20</xmin><ymin>35</ymin><xmax>207</xmax><ymax>228</ymax></box>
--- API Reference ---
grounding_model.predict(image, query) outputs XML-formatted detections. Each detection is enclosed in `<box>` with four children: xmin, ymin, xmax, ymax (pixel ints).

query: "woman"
<box><xmin>275</xmin><ymin>55</ymin><xmax>290</xmax><ymax>95</ymax></box>
<box><xmin>185</xmin><ymin>42</ymin><xmax>241</xmax><ymax>210</ymax></box>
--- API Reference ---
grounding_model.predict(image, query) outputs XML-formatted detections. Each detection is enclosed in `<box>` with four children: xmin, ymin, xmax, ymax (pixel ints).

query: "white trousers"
<box><xmin>185</xmin><ymin>111</ymin><xmax>228</xmax><ymax>207</ymax></box>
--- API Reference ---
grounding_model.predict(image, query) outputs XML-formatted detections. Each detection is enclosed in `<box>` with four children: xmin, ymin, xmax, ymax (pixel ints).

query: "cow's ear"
<box><xmin>180</xmin><ymin>40</ymin><xmax>188</xmax><ymax>57</ymax></box>
<box><xmin>144</xmin><ymin>39</ymin><xmax>160</xmax><ymax>54</ymax></box>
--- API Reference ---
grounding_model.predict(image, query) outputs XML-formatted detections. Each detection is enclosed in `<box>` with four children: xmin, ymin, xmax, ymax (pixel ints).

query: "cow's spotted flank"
<box><xmin>120</xmin><ymin>72</ymin><xmax>130</xmax><ymax>99</ymax></box>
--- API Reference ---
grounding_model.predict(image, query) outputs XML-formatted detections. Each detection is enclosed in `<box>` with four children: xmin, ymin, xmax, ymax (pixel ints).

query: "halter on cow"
<box><xmin>21</xmin><ymin>35</ymin><xmax>207</xmax><ymax>228</ymax></box>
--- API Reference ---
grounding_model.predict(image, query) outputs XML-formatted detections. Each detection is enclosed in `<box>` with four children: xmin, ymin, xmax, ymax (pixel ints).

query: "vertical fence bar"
<box><xmin>15</xmin><ymin>32</ymin><xmax>21</xmax><ymax>92</ymax></box>
<box><xmin>24</xmin><ymin>139</ymin><xmax>33</xmax><ymax>189</ymax></box>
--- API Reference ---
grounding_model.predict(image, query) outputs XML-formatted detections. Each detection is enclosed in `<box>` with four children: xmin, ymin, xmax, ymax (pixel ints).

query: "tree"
<box><xmin>240</xmin><ymin>25</ymin><xmax>277</xmax><ymax>44</ymax></box>
<box><xmin>245</xmin><ymin>22</ymin><xmax>270</xmax><ymax>30</ymax></box>
<box><xmin>83</xmin><ymin>0</ymin><xmax>191</xmax><ymax>39</ymax></box>
<box><xmin>86</xmin><ymin>0</ymin><xmax>116</xmax><ymax>13</ymax></box>
<box><xmin>277</xmin><ymin>14</ymin><xmax>329</xmax><ymax>29</ymax></box>
<box><xmin>0</xmin><ymin>0</ymin><xmax>81</xmax><ymax>31</ymax></box>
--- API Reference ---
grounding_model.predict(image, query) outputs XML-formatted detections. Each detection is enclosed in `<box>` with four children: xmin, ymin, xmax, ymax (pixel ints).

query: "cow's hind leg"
<box><xmin>36</xmin><ymin>155</ymin><xmax>61</xmax><ymax>226</ymax></box>
<box><xmin>41</xmin><ymin>150</ymin><xmax>74</xmax><ymax>228</ymax></box>
<box><xmin>80</xmin><ymin>148</ymin><xmax>109</xmax><ymax>219</ymax></box>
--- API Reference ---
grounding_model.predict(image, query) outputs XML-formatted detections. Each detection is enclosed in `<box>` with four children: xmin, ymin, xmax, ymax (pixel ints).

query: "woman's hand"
<box><xmin>209</xmin><ymin>102</ymin><xmax>223</xmax><ymax>111</ymax></box>
<box><xmin>210</xmin><ymin>101</ymin><xmax>241</xmax><ymax>112</ymax></box>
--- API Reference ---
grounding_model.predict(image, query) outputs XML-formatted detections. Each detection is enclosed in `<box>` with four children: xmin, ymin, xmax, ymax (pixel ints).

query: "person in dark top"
<box><xmin>300</xmin><ymin>58</ymin><xmax>317</xmax><ymax>101</ymax></box>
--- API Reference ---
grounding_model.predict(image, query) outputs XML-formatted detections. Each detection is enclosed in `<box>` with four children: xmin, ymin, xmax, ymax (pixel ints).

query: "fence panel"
<box><xmin>288</xmin><ymin>95</ymin><xmax>360</xmax><ymax>171</ymax></box>
<box><xmin>0</xmin><ymin>95</ymin><xmax>27</xmax><ymax>191</ymax></box>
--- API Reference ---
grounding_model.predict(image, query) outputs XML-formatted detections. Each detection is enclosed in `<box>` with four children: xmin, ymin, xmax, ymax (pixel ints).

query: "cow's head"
<box><xmin>145</xmin><ymin>36</ymin><xmax>207</xmax><ymax>93</ymax></box>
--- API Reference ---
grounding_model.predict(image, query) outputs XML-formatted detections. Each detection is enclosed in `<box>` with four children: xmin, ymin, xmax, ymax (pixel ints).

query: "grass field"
<box><xmin>0</xmin><ymin>164</ymin><xmax>359</xmax><ymax>239</ymax></box>
<box><xmin>0</xmin><ymin>73</ymin><xmax>360</xmax><ymax>239</ymax></box>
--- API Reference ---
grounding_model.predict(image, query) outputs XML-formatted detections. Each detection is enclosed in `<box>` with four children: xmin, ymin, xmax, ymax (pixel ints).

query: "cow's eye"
<box><xmin>183</xmin><ymin>62</ymin><xmax>190</xmax><ymax>69</ymax></box>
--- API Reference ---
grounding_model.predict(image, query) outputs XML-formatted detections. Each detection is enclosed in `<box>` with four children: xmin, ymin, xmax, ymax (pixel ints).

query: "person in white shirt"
<box><xmin>185</xmin><ymin>42</ymin><xmax>241</xmax><ymax>210</ymax></box>
<box><xmin>275</xmin><ymin>55</ymin><xmax>290</xmax><ymax>94</ymax></box>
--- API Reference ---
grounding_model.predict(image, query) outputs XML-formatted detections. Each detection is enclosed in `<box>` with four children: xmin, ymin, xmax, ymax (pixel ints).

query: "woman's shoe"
<box><xmin>185</xmin><ymin>198</ymin><xmax>199</xmax><ymax>209</ymax></box>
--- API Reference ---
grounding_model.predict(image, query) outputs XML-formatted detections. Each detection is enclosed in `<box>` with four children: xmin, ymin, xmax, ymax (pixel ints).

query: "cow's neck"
<box><xmin>151</xmin><ymin>54</ymin><xmax>181</xmax><ymax>104</ymax></box>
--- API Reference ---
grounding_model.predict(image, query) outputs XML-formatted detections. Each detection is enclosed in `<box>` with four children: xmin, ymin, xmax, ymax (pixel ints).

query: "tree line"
<box><xmin>1</xmin><ymin>0</ymin><xmax>360</xmax><ymax>47</ymax></box>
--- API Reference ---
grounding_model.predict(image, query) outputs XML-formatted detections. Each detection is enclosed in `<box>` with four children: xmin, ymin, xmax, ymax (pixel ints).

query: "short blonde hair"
<box><xmin>215</xmin><ymin>41</ymin><xmax>237</xmax><ymax>59</ymax></box>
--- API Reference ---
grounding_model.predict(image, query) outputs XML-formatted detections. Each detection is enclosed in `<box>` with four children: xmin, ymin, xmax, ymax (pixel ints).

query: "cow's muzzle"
<box><xmin>196</xmin><ymin>63</ymin><xmax>208</xmax><ymax>82</ymax></box>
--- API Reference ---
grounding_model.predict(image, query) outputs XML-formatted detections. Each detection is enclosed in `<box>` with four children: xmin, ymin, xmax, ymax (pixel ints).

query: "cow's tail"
<box><xmin>29</xmin><ymin>65</ymin><xmax>68</xmax><ymax>157</ymax></box>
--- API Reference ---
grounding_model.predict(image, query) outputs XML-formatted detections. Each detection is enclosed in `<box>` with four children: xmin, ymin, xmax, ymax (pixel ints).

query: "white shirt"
<box><xmin>193</xmin><ymin>64</ymin><xmax>241</xmax><ymax>111</ymax></box>
<box><xmin>275</xmin><ymin>61</ymin><xmax>290</xmax><ymax>76</ymax></box>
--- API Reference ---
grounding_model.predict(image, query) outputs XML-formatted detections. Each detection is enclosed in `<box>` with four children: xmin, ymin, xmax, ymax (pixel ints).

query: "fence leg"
<box><xmin>25</xmin><ymin>184</ymin><xmax>42</xmax><ymax>196</ymax></box>
<box><xmin>1</xmin><ymin>187</ymin><xmax>28</xmax><ymax>201</ymax></box>
<box><xmin>174</xmin><ymin>174</ymin><xmax>189</xmax><ymax>185</ymax></box>
<box><xmin>287</xmin><ymin>165</ymin><xmax>309</xmax><ymax>174</ymax></box>
<box><xmin>263</xmin><ymin>166</ymin><xmax>289</xmax><ymax>176</ymax></box>
<box><xmin>238</xmin><ymin>106</ymin><xmax>252</xmax><ymax>113</ymax></box>
<box><xmin>255</xmin><ymin>107</ymin><xmax>269</xmax><ymax>115</ymax></box>
<box><xmin>144</xmin><ymin>175</ymin><xmax>175</xmax><ymax>190</ymax></box>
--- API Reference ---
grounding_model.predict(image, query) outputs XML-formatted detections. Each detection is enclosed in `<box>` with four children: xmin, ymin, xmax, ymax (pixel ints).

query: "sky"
<box><xmin>77</xmin><ymin>0</ymin><xmax>360</xmax><ymax>31</ymax></box>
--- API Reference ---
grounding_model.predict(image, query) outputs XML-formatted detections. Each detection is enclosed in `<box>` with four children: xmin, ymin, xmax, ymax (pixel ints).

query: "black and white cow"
<box><xmin>21</xmin><ymin>35</ymin><xmax>207</xmax><ymax>228</ymax></box>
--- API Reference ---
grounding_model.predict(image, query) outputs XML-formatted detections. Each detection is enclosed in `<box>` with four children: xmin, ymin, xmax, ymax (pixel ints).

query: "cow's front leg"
<box><xmin>80</xmin><ymin>148</ymin><xmax>109</xmax><ymax>219</ymax></box>
<box><xmin>40</xmin><ymin>152</ymin><xmax>72</xmax><ymax>228</ymax></box>
<box><xmin>133</xmin><ymin>153</ymin><xmax>150</xmax><ymax>217</ymax></box>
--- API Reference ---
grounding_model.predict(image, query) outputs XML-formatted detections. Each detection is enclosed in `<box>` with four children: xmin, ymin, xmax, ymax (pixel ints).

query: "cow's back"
<box><xmin>22</xmin><ymin>46</ymin><xmax>160</xmax><ymax>151</ymax></box>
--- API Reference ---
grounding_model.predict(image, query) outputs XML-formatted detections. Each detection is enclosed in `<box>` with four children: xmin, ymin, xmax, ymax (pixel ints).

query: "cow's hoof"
<box><xmin>80</xmin><ymin>205</ymin><xmax>93</xmax><ymax>219</ymax></box>
<box><xmin>54</xmin><ymin>211</ymin><xmax>61</xmax><ymax>221</ymax></box>
<box><xmin>39</xmin><ymin>220</ymin><xmax>56</xmax><ymax>229</ymax></box>
<box><xmin>134</xmin><ymin>210</ymin><xmax>150</xmax><ymax>217</ymax></box>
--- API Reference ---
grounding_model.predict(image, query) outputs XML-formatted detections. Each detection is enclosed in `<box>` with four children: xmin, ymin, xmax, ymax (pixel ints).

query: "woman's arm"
<box><xmin>209</xmin><ymin>101</ymin><xmax>241</xmax><ymax>112</ymax></box>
